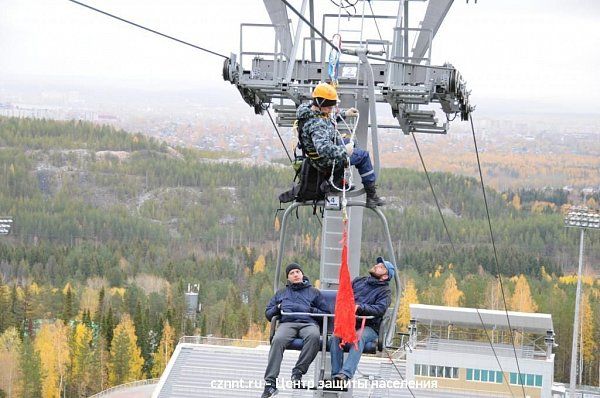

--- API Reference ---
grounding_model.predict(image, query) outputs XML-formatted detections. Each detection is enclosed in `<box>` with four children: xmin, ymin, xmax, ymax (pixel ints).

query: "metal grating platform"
<box><xmin>152</xmin><ymin>342</ymin><xmax>416</xmax><ymax>398</ymax></box>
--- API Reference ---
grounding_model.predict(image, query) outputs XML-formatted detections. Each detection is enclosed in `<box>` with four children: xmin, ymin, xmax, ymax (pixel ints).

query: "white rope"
<box><xmin>328</xmin><ymin>110</ymin><xmax>360</xmax><ymax>205</ymax></box>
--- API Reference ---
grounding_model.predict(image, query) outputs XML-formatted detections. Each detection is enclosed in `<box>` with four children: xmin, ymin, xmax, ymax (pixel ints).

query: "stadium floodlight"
<box><xmin>564</xmin><ymin>206</ymin><xmax>599</xmax><ymax>397</ymax></box>
<box><xmin>0</xmin><ymin>218</ymin><xmax>13</xmax><ymax>235</ymax></box>
<box><xmin>564</xmin><ymin>206</ymin><xmax>600</xmax><ymax>229</ymax></box>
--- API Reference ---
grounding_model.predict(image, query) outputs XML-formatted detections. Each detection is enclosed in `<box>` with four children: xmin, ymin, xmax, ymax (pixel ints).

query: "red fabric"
<box><xmin>333</xmin><ymin>219</ymin><xmax>357</xmax><ymax>348</ymax></box>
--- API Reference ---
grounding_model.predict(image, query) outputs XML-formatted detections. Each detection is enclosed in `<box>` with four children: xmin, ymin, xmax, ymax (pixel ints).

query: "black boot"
<box><xmin>364</xmin><ymin>183</ymin><xmax>385</xmax><ymax>208</ymax></box>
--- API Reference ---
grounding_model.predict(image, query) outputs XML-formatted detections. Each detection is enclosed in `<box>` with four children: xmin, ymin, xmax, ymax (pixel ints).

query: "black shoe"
<box><xmin>331</xmin><ymin>374</ymin><xmax>349</xmax><ymax>391</ymax></box>
<box><xmin>261</xmin><ymin>384</ymin><xmax>278</xmax><ymax>398</ymax></box>
<box><xmin>291</xmin><ymin>373</ymin><xmax>305</xmax><ymax>389</ymax></box>
<box><xmin>364</xmin><ymin>184</ymin><xmax>385</xmax><ymax>208</ymax></box>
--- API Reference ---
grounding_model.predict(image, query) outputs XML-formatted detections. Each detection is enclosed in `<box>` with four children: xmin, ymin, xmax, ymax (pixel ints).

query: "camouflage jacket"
<box><xmin>296</xmin><ymin>103</ymin><xmax>349</xmax><ymax>172</ymax></box>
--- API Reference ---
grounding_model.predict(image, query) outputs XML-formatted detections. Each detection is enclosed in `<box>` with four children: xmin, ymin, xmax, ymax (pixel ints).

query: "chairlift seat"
<box><xmin>269</xmin><ymin>290</ymin><xmax>389</xmax><ymax>354</ymax></box>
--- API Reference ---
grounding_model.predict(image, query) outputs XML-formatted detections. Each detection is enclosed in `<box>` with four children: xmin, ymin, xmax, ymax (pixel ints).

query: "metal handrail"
<box><xmin>280</xmin><ymin>311</ymin><xmax>374</xmax><ymax>320</ymax></box>
<box><xmin>88</xmin><ymin>378</ymin><xmax>159</xmax><ymax>398</ymax></box>
<box><xmin>178</xmin><ymin>335</ymin><xmax>268</xmax><ymax>347</ymax></box>
<box><xmin>239</xmin><ymin>22</ymin><xmax>287</xmax><ymax>81</ymax></box>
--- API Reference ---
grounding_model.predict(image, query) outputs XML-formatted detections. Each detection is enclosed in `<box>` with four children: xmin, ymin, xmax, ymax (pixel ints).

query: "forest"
<box><xmin>0</xmin><ymin>116</ymin><xmax>598</xmax><ymax>397</ymax></box>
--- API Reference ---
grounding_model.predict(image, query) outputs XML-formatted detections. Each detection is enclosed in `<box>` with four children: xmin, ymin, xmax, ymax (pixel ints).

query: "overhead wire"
<box><xmin>265</xmin><ymin>106</ymin><xmax>293</xmax><ymax>163</ymax></box>
<box><xmin>330</xmin><ymin>0</ymin><xmax>357</xmax><ymax>17</ymax></box>
<box><xmin>383</xmin><ymin>348</ymin><xmax>418</xmax><ymax>398</ymax></box>
<box><xmin>367</xmin><ymin>0</ymin><xmax>385</xmax><ymax>52</ymax></box>
<box><xmin>62</xmin><ymin>3</ymin><xmax>519</xmax><ymax>394</ymax></box>
<box><xmin>470</xmin><ymin>115</ymin><xmax>527</xmax><ymax>398</ymax></box>
<box><xmin>411</xmin><ymin>133</ymin><xmax>457</xmax><ymax>256</ymax></box>
<box><xmin>313</xmin><ymin>2</ymin><xmax>524</xmax><ymax>393</ymax></box>
<box><xmin>476</xmin><ymin>309</ymin><xmax>517</xmax><ymax>398</ymax></box>
<box><xmin>331</xmin><ymin>0</ymin><xmax>360</xmax><ymax>8</ymax></box>
<box><xmin>67</xmin><ymin>0</ymin><xmax>229</xmax><ymax>60</ymax></box>
<box><xmin>66</xmin><ymin>0</ymin><xmax>305</xmax><ymax>167</ymax></box>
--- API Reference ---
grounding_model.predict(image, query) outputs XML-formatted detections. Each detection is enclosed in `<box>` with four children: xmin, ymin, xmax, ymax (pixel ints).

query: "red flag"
<box><xmin>333</xmin><ymin>219</ymin><xmax>357</xmax><ymax>347</ymax></box>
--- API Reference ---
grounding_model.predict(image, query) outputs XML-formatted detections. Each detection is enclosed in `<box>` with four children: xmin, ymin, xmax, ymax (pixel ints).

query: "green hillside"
<box><xmin>0</xmin><ymin>117</ymin><xmax>598</xmax><ymax>394</ymax></box>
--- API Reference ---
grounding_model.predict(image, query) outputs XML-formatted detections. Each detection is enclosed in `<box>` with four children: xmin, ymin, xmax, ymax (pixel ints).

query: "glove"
<box><xmin>345</xmin><ymin>108</ymin><xmax>359</xmax><ymax>117</ymax></box>
<box><xmin>345</xmin><ymin>142</ymin><xmax>354</xmax><ymax>156</ymax></box>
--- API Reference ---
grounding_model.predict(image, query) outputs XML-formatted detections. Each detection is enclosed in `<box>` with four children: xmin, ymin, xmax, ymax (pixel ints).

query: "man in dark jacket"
<box><xmin>261</xmin><ymin>263</ymin><xmax>329</xmax><ymax>398</ymax></box>
<box><xmin>330</xmin><ymin>257</ymin><xmax>394</xmax><ymax>382</ymax></box>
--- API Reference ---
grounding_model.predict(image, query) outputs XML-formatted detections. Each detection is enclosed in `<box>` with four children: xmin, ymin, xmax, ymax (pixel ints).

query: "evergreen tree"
<box><xmin>62</xmin><ymin>285</ymin><xmax>74</xmax><ymax>322</ymax></box>
<box><xmin>10</xmin><ymin>285</ymin><xmax>24</xmax><ymax>336</ymax></box>
<box><xmin>93</xmin><ymin>286</ymin><xmax>105</xmax><ymax>326</ymax></box>
<box><xmin>133</xmin><ymin>301</ymin><xmax>150</xmax><ymax>376</ymax></box>
<box><xmin>103</xmin><ymin>307</ymin><xmax>115</xmax><ymax>349</ymax></box>
<box><xmin>82</xmin><ymin>309</ymin><xmax>92</xmax><ymax>327</ymax></box>
<box><xmin>70</xmin><ymin>323</ymin><xmax>98</xmax><ymax>397</ymax></box>
<box><xmin>0</xmin><ymin>284</ymin><xmax>13</xmax><ymax>333</ymax></box>
<box><xmin>108</xmin><ymin>314</ymin><xmax>144</xmax><ymax>385</ymax></box>
<box><xmin>20</xmin><ymin>337</ymin><xmax>42</xmax><ymax>398</ymax></box>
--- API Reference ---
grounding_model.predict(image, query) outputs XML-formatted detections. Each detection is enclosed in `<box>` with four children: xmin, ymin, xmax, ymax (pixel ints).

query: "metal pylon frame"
<box><xmin>222</xmin><ymin>2</ymin><xmax>471</xmax><ymax>394</ymax></box>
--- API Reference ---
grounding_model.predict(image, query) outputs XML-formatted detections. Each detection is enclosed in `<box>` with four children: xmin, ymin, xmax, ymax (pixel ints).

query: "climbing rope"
<box><xmin>328</xmin><ymin>110</ymin><xmax>360</xmax><ymax>203</ymax></box>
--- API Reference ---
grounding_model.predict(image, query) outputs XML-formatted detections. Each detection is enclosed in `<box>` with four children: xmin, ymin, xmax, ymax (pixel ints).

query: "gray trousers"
<box><xmin>264</xmin><ymin>322</ymin><xmax>320</xmax><ymax>385</ymax></box>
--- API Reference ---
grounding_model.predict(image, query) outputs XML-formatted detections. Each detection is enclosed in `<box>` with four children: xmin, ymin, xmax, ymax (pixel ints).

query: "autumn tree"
<box><xmin>443</xmin><ymin>274</ymin><xmax>464</xmax><ymax>307</ymax></box>
<box><xmin>0</xmin><ymin>327</ymin><xmax>21</xmax><ymax>398</ymax></box>
<box><xmin>509</xmin><ymin>274</ymin><xmax>538</xmax><ymax>313</ymax></box>
<box><xmin>108</xmin><ymin>314</ymin><xmax>144</xmax><ymax>385</ymax></box>
<box><xmin>511</xmin><ymin>194</ymin><xmax>521</xmax><ymax>210</ymax></box>
<box><xmin>253</xmin><ymin>254</ymin><xmax>266</xmax><ymax>274</ymax></box>
<box><xmin>35</xmin><ymin>321</ymin><xmax>70</xmax><ymax>398</ymax></box>
<box><xmin>580</xmin><ymin>293</ymin><xmax>596</xmax><ymax>384</ymax></box>
<box><xmin>397</xmin><ymin>279</ymin><xmax>419</xmax><ymax>330</ymax></box>
<box><xmin>79</xmin><ymin>286</ymin><xmax>99</xmax><ymax>317</ymax></box>
<box><xmin>484</xmin><ymin>278</ymin><xmax>504</xmax><ymax>310</ymax></box>
<box><xmin>241</xmin><ymin>323</ymin><xmax>264</xmax><ymax>342</ymax></box>
<box><xmin>151</xmin><ymin>320</ymin><xmax>175</xmax><ymax>378</ymax></box>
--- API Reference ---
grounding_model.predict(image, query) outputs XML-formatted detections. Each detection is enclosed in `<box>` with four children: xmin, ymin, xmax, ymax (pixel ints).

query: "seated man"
<box><xmin>261</xmin><ymin>263</ymin><xmax>329</xmax><ymax>398</ymax></box>
<box><xmin>330</xmin><ymin>257</ymin><xmax>394</xmax><ymax>383</ymax></box>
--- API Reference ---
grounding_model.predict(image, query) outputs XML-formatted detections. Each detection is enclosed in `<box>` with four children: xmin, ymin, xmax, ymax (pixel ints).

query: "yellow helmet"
<box><xmin>312</xmin><ymin>83</ymin><xmax>338</xmax><ymax>107</ymax></box>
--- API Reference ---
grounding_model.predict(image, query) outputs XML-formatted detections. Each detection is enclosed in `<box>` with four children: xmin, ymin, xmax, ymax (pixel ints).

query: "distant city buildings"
<box><xmin>1</xmin><ymin>87</ymin><xmax>598</xmax><ymax>190</ymax></box>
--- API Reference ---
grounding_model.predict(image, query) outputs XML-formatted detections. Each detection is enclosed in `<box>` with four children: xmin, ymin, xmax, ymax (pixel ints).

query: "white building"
<box><xmin>406</xmin><ymin>304</ymin><xmax>556</xmax><ymax>398</ymax></box>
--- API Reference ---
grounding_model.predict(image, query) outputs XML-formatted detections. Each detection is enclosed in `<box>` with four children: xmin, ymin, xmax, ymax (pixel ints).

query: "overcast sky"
<box><xmin>1</xmin><ymin>0</ymin><xmax>599</xmax><ymax>114</ymax></box>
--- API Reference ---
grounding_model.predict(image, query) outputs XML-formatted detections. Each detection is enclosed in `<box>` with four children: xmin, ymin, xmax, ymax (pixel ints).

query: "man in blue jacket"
<box><xmin>330</xmin><ymin>257</ymin><xmax>394</xmax><ymax>382</ymax></box>
<box><xmin>261</xmin><ymin>263</ymin><xmax>329</xmax><ymax>398</ymax></box>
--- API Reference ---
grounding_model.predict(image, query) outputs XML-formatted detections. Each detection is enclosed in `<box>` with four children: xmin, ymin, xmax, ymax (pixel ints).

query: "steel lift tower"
<box><xmin>153</xmin><ymin>2</ymin><xmax>473</xmax><ymax>397</ymax></box>
<box><xmin>222</xmin><ymin>0</ymin><xmax>470</xmax><ymax>286</ymax></box>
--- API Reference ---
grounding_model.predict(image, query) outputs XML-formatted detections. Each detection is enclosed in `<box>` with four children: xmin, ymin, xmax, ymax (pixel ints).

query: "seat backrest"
<box><xmin>321</xmin><ymin>290</ymin><xmax>337</xmax><ymax>333</ymax></box>
<box><xmin>321</xmin><ymin>289</ymin><xmax>337</xmax><ymax>312</ymax></box>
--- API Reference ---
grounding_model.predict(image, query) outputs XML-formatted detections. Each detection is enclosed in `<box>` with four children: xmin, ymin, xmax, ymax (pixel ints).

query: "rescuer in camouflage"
<box><xmin>296</xmin><ymin>83</ymin><xmax>384</xmax><ymax>207</ymax></box>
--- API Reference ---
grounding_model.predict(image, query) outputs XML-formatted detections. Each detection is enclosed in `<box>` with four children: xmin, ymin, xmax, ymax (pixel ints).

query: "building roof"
<box><xmin>410</xmin><ymin>304</ymin><xmax>553</xmax><ymax>334</ymax></box>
